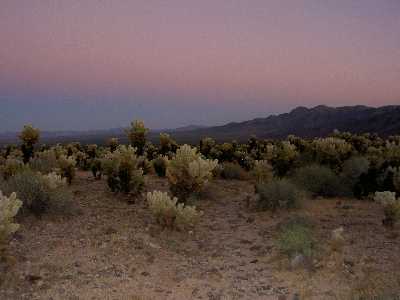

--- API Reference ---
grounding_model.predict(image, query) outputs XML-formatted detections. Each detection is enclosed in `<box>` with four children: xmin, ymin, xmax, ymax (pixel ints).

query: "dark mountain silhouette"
<box><xmin>0</xmin><ymin>105</ymin><xmax>399</xmax><ymax>145</ymax></box>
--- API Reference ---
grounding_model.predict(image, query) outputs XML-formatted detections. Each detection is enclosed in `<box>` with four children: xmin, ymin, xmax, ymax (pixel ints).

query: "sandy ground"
<box><xmin>1</xmin><ymin>171</ymin><xmax>400</xmax><ymax>300</ymax></box>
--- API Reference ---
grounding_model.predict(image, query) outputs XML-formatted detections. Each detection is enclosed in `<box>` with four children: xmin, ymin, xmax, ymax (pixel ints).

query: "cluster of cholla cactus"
<box><xmin>57</xmin><ymin>155</ymin><xmax>76</xmax><ymax>184</ymax></box>
<box><xmin>0</xmin><ymin>191</ymin><xmax>22</xmax><ymax>253</ymax></box>
<box><xmin>19</xmin><ymin>125</ymin><xmax>40</xmax><ymax>163</ymax></box>
<box><xmin>101</xmin><ymin>145</ymin><xmax>144</xmax><ymax>194</ymax></box>
<box><xmin>166</xmin><ymin>144</ymin><xmax>218</xmax><ymax>202</ymax></box>
<box><xmin>159</xmin><ymin>133</ymin><xmax>178</xmax><ymax>156</ymax></box>
<box><xmin>374</xmin><ymin>191</ymin><xmax>400</xmax><ymax>227</ymax></box>
<box><xmin>313</xmin><ymin>137</ymin><xmax>353</xmax><ymax>168</ymax></box>
<box><xmin>147</xmin><ymin>190</ymin><xmax>201</xmax><ymax>231</ymax></box>
<box><xmin>107</xmin><ymin>137</ymin><xmax>119</xmax><ymax>152</ymax></box>
<box><xmin>125</xmin><ymin>120</ymin><xmax>149</xmax><ymax>156</ymax></box>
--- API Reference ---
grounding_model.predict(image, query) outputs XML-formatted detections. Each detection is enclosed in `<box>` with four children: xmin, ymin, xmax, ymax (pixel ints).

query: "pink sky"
<box><xmin>1</xmin><ymin>0</ymin><xmax>399</xmax><ymax>130</ymax></box>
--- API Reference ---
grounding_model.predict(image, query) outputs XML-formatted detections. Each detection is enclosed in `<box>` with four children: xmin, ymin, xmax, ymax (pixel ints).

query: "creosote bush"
<box><xmin>292</xmin><ymin>164</ymin><xmax>348</xmax><ymax>198</ymax></box>
<box><xmin>0</xmin><ymin>170</ymin><xmax>72</xmax><ymax>216</ymax></box>
<box><xmin>220</xmin><ymin>162</ymin><xmax>246</xmax><ymax>180</ymax></box>
<box><xmin>251</xmin><ymin>160</ymin><xmax>273</xmax><ymax>184</ymax></box>
<box><xmin>147</xmin><ymin>191</ymin><xmax>201</xmax><ymax>231</ymax></box>
<box><xmin>0</xmin><ymin>191</ymin><xmax>22</xmax><ymax>253</ymax></box>
<box><xmin>152</xmin><ymin>156</ymin><xmax>168</xmax><ymax>177</ymax></box>
<box><xmin>166</xmin><ymin>144</ymin><xmax>218</xmax><ymax>202</ymax></box>
<box><xmin>256</xmin><ymin>179</ymin><xmax>301</xmax><ymax>211</ymax></box>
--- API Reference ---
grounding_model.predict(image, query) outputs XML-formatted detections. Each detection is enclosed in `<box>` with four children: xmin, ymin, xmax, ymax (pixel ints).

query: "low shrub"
<box><xmin>276</xmin><ymin>217</ymin><xmax>316</xmax><ymax>258</ymax></box>
<box><xmin>251</xmin><ymin>160</ymin><xmax>273</xmax><ymax>184</ymax></box>
<box><xmin>147</xmin><ymin>190</ymin><xmax>201</xmax><ymax>231</ymax></box>
<box><xmin>29</xmin><ymin>150</ymin><xmax>58</xmax><ymax>174</ymax></box>
<box><xmin>0</xmin><ymin>158</ymin><xmax>26</xmax><ymax>180</ymax></box>
<box><xmin>152</xmin><ymin>156</ymin><xmax>168</xmax><ymax>177</ymax></box>
<box><xmin>256</xmin><ymin>179</ymin><xmax>301</xmax><ymax>211</ymax></box>
<box><xmin>0</xmin><ymin>191</ymin><xmax>22</xmax><ymax>253</ymax></box>
<box><xmin>220</xmin><ymin>162</ymin><xmax>246</xmax><ymax>180</ymax></box>
<box><xmin>292</xmin><ymin>164</ymin><xmax>348</xmax><ymax>197</ymax></box>
<box><xmin>0</xmin><ymin>170</ymin><xmax>73</xmax><ymax>216</ymax></box>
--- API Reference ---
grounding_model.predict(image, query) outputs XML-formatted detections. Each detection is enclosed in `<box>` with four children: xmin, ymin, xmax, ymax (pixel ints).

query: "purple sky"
<box><xmin>1</xmin><ymin>0</ymin><xmax>399</xmax><ymax>131</ymax></box>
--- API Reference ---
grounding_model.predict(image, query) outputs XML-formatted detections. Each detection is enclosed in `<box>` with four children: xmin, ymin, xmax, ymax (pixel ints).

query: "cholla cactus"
<box><xmin>0</xmin><ymin>191</ymin><xmax>22</xmax><ymax>251</ymax></box>
<box><xmin>19</xmin><ymin>124</ymin><xmax>40</xmax><ymax>163</ymax></box>
<box><xmin>1</xmin><ymin>158</ymin><xmax>26</xmax><ymax>180</ymax></box>
<box><xmin>159</xmin><ymin>133</ymin><xmax>177</xmax><ymax>155</ymax></box>
<box><xmin>167</xmin><ymin>144</ymin><xmax>218</xmax><ymax>202</ymax></box>
<box><xmin>152</xmin><ymin>156</ymin><xmax>168</xmax><ymax>177</ymax></box>
<box><xmin>42</xmin><ymin>172</ymin><xmax>67</xmax><ymax>189</ymax></box>
<box><xmin>57</xmin><ymin>155</ymin><xmax>76</xmax><ymax>184</ymax></box>
<box><xmin>147</xmin><ymin>191</ymin><xmax>201</xmax><ymax>231</ymax></box>
<box><xmin>125</xmin><ymin>120</ymin><xmax>149</xmax><ymax>155</ymax></box>
<box><xmin>107</xmin><ymin>137</ymin><xmax>119</xmax><ymax>152</ymax></box>
<box><xmin>199</xmin><ymin>137</ymin><xmax>216</xmax><ymax>157</ymax></box>
<box><xmin>374</xmin><ymin>191</ymin><xmax>400</xmax><ymax>227</ymax></box>
<box><xmin>313</xmin><ymin>137</ymin><xmax>352</xmax><ymax>167</ymax></box>
<box><xmin>251</xmin><ymin>160</ymin><xmax>273</xmax><ymax>184</ymax></box>
<box><xmin>29</xmin><ymin>150</ymin><xmax>58</xmax><ymax>174</ymax></box>
<box><xmin>101</xmin><ymin>146</ymin><xmax>144</xmax><ymax>194</ymax></box>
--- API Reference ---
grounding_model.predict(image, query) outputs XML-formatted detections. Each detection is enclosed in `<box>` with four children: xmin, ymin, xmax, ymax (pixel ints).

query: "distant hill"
<box><xmin>1</xmin><ymin>105</ymin><xmax>399</xmax><ymax>146</ymax></box>
<box><xmin>167</xmin><ymin>105</ymin><xmax>400</xmax><ymax>142</ymax></box>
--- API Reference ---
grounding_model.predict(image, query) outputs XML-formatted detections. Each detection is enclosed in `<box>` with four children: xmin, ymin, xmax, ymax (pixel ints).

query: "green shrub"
<box><xmin>152</xmin><ymin>156</ymin><xmax>168</xmax><ymax>177</ymax></box>
<box><xmin>251</xmin><ymin>160</ymin><xmax>273</xmax><ymax>184</ymax></box>
<box><xmin>220</xmin><ymin>162</ymin><xmax>246</xmax><ymax>180</ymax></box>
<box><xmin>0</xmin><ymin>191</ymin><xmax>22</xmax><ymax>253</ymax></box>
<box><xmin>277</xmin><ymin>217</ymin><xmax>316</xmax><ymax>258</ymax></box>
<box><xmin>29</xmin><ymin>150</ymin><xmax>58</xmax><ymax>174</ymax></box>
<box><xmin>147</xmin><ymin>190</ymin><xmax>201</xmax><ymax>231</ymax></box>
<box><xmin>292</xmin><ymin>164</ymin><xmax>348</xmax><ymax>197</ymax></box>
<box><xmin>1</xmin><ymin>170</ymin><xmax>72</xmax><ymax>216</ymax></box>
<box><xmin>256</xmin><ymin>179</ymin><xmax>301</xmax><ymax>211</ymax></box>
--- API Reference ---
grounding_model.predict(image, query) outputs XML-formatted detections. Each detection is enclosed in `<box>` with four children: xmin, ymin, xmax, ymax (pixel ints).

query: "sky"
<box><xmin>1</xmin><ymin>0</ymin><xmax>399</xmax><ymax>132</ymax></box>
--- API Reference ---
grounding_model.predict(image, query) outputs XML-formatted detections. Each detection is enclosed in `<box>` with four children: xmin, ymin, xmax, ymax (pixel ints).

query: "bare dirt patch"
<box><xmin>1</xmin><ymin>171</ymin><xmax>399</xmax><ymax>299</ymax></box>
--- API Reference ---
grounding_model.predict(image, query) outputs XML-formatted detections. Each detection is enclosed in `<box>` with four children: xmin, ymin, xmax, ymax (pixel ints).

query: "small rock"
<box><xmin>290</xmin><ymin>254</ymin><xmax>306</xmax><ymax>269</ymax></box>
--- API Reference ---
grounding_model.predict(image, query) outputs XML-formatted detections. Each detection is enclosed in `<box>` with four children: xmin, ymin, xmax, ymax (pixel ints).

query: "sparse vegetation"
<box><xmin>256</xmin><ymin>179</ymin><xmax>301</xmax><ymax>211</ymax></box>
<box><xmin>0</xmin><ymin>191</ymin><xmax>22</xmax><ymax>253</ymax></box>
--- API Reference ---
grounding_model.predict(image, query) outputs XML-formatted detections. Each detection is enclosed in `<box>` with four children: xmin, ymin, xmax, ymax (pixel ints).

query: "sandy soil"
<box><xmin>1</xmin><ymin>171</ymin><xmax>400</xmax><ymax>300</ymax></box>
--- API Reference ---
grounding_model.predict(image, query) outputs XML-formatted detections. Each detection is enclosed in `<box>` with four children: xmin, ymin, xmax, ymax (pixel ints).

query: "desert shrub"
<box><xmin>19</xmin><ymin>124</ymin><xmax>40</xmax><ymax>163</ymax></box>
<box><xmin>292</xmin><ymin>164</ymin><xmax>348</xmax><ymax>197</ymax></box>
<box><xmin>199</xmin><ymin>137</ymin><xmax>216</xmax><ymax>158</ymax></box>
<box><xmin>256</xmin><ymin>179</ymin><xmax>301</xmax><ymax>211</ymax></box>
<box><xmin>137</xmin><ymin>156</ymin><xmax>152</xmax><ymax>175</ymax></box>
<box><xmin>57</xmin><ymin>155</ymin><xmax>76</xmax><ymax>185</ymax></box>
<box><xmin>86</xmin><ymin>144</ymin><xmax>98</xmax><ymax>159</ymax></box>
<box><xmin>1</xmin><ymin>170</ymin><xmax>72</xmax><ymax>216</ymax></box>
<box><xmin>0</xmin><ymin>191</ymin><xmax>22</xmax><ymax>253</ymax></box>
<box><xmin>101</xmin><ymin>146</ymin><xmax>144</xmax><ymax>194</ymax></box>
<box><xmin>251</xmin><ymin>160</ymin><xmax>273</xmax><ymax>184</ymax></box>
<box><xmin>147</xmin><ymin>191</ymin><xmax>201</xmax><ymax>231</ymax></box>
<box><xmin>390</xmin><ymin>167</ymin><xmax>400</xmax><ymax>193</ymax></box>
<box><xmin>166</xmin><ymin>145</ymin><xmax>218</xmax><ymax>202</ymax></box>
<box><xmin>220</xmin><ymin>162</ymin><xmax>246</xmax><ymax>180</ymax></box>
<box><xmin>152</xmin><ymin>156</ymin><xmax>168</xmax><ymax>177</ymax></box>
<box><xmin>29</xmin><ymin>150</ymin><xmax>58</xmax><ymax>174</ymax></box>
<box><xmin>277</xmin><ymin>217</ymin><xmax>316</xmax><ymax>258</ymax></box>
<box><xmin>374</xmin><ymin>191</ymin><xmax>400</xmax><ymax>227</ymax></box>
<box><xmin>125</xmin><ymin>120</ymin><xmax>149</xmax><ymax>156</ymax></box>
<box><xmin>0</xmin><ymin>158</ymin><xmax>26</xmax><ymax>180</ymax></box>
<box><xmin>342</xmin><ymin>156</ymin><xmax>370</xmax><ymax>182</ymax></box>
